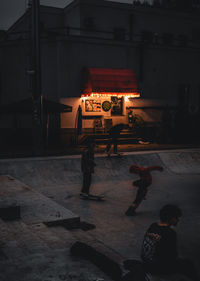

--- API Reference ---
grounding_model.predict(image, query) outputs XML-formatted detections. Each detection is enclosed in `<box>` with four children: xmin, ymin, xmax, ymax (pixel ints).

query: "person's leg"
<box><xmin>81</xmin><ymin>172</ymin><xmax>91</xmax><ymax>194</ymax></box>
<box><xmin>81</xmin><ymin>173</ymin><xmax>87</xmax><ymax>194</ymax></box>
<box><xmin>133</xmin><ymin>187</ymin><xmax>148</xmax><ymax>206</ymax></box>
<box><xmin>113</xmin><ymin>137</ymin><xmax>118</xmax><ymax>154</ymax></box>
<box><xmin>125</xmin><ymin>187</ymin><xmax>147</xmax><ymax>216</ymax></box>
<box><xmin>87</xmin><ymin>173</ymin><xmax>92</xmax><ymax>194</ymax></box>
<box><xmin>105</xmin><ymin>138</ymin><xmax>112</xmax><ymax>154</ymax></box>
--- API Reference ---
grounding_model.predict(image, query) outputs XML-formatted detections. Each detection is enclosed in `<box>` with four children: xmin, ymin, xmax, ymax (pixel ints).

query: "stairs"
<box><xmin>78</xmin><ymin>129</ymin><xmax>141</xmax><ymax>145</ymax></box>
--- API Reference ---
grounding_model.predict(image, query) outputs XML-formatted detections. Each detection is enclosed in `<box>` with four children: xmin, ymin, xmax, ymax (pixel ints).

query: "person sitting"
<box><xmin>141</xmin><ymin>204</ymin><xmax>199</xmax><ymax>281</ymax></box>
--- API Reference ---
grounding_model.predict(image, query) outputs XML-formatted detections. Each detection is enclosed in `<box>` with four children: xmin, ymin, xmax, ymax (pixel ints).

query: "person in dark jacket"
<box><xmin>141</xmin><ymin>204</ymin><xmax>199</xmax><ymax>281</ymax></box>
<box><xmin>80</xmin><ymin>139</ymin><xmax>96</xmax><ymax>198</ymax></box>
<box><xmin>105</xmin><ymin>123</ymin><xmax>125</xmax><ymax>156</ymax></box>
<box><xmin>125</xmin><ymin>164</ymin><xmax>163</xmax><ymax>215</ymax></box>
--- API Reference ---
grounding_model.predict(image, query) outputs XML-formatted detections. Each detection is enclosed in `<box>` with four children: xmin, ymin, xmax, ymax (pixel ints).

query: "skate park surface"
<box><xmin>0</xmin><ymin>148</ymin><xmax>200</xmax><ymax>281</ymax></box>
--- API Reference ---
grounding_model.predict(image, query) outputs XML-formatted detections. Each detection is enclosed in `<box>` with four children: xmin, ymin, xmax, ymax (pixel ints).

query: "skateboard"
<box><xmin>106</xmin><ymin>153</ymin><xmax>123</xmax><ymax>158</ymax></box>
<box><xmin>80</xmin><ymin>193</ymin><xmax>105</xmax><ymax>201</ymax></box>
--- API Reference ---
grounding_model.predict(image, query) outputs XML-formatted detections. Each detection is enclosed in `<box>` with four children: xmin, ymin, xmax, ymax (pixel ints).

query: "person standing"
<box><xmin>105</xmin><ymin>123</ymin><xmax>125</xmax><ymax>156</ymax></box>
<box><xmin>80</xmin><ymin>139</ymin><xmax>96</xmax><ymax>199</ymax></box>
<box><xmin>141</xmin><ymin>204</ymin><xmax>199</xmax><ymax>281</ymax></box>
<box><xmin>125</xmin><ymin>164</ymin><xmax>163</xmax><ymax>216</ymax></box>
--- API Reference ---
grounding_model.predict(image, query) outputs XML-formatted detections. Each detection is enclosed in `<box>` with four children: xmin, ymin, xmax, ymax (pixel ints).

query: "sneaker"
<box><xmin>80</xmin><ymin>192</ymin><xmax>89</xmax><ymax>198</ymax></box>
<box><xmin>88</xmin><ymin>193</ymin><xmax>104</xmax><ymax>198</ymax></box>
<box><xmin>125</xmin><ymin>205</ymin><xmax>136</xmax><ymax>216</ymax></box>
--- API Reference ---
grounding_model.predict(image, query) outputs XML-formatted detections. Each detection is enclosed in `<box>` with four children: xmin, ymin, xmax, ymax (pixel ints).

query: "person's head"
<box><xmin>159</xmin><ymin>204</ymin><xmax>182</xmax><ymax>226</ymax></box>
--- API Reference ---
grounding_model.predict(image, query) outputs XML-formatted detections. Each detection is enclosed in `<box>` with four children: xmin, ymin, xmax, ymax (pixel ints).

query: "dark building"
<box><xmin>1</xmin><ymin>0</ymin><xmax>200</xmax><ymax>145</ymax></box>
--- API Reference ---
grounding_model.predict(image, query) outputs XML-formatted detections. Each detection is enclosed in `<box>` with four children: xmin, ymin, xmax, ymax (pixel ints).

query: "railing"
<box><xmin>1</xmin><ymin>25</ymin><xmax>200</xmax><ymax>50</ymax></box>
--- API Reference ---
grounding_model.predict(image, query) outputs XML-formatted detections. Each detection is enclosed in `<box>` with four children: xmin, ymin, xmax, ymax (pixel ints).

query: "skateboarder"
<box><xmin>80</xmin><ymin>139</ymin><xmax>104</xmax><ymax>200</ymax></box>
<box><xmin>141</xmin><ymin>204</ymin><xmax>199</xmax><ymax>281</ymax></box>
<box><xmin>105</xmin><ymin>123</ymin><xmax>125</xmax><ymax>156</ymax></box>
<box><xmin>125</xmin><ymin>164</ymin><xmax>163</xmax><ymax>215</ymax></box>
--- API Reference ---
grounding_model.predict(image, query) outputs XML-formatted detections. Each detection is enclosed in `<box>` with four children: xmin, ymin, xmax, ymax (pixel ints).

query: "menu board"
<box><xmin>85</xmin><ymin>100</ymin><xmax>101</xmax><ymax>112</ymax></box>
<box><xmin>111</xmin><ymin>96</ymin><xmax>123</xmax><ymax>115</ymax></box>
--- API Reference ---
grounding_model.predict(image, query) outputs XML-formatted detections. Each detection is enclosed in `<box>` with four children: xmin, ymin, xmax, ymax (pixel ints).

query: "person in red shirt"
<box><xmin>125</xmin><ymin>164</ymin><xmax>163</xmax><ymax>216</ymax></box>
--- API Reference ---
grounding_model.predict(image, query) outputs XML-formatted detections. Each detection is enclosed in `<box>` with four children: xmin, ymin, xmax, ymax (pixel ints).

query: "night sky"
<box><xmin>0</xmin><ymin>0</ymin><xmax>148</xmax><ymax>30</ymax></box>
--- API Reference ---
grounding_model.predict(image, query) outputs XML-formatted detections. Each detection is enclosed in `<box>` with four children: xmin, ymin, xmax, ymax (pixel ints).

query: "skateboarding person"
<box><xmin>141</xmin><ymin>204</ymin><xmax>199</xmax><ymax>281</ymax></box>
<box><xmin>80</xmin><ymin>138</ymin><xmax>104</xmax><ymax>200</ymax></box>
<box><xmin>80</xmin><ymin>138</ymin><xmax>96</xmax><ymax>199</ymax></box>
<box><xmin>125</xmin><ymin>164</ymin><xmax>163</xmax><ymax>216</ymax></box>
<box><xmin>105</xmin><ymin>123</ymin><xmax>125</xmax><ymax>156</ymax></box>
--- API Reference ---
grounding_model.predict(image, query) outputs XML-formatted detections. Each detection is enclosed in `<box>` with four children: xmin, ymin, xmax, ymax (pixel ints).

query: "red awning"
<box><xmin>82</xmin><ymin>68</ymin><xmax>139</xmax><ymax>95</ymax></box>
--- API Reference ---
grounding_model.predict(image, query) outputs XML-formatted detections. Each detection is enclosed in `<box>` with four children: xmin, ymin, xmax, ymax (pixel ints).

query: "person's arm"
<box><xmin>89</xmin><ymin>150</ymin><xmax>96</xmax><ymax>167</ymax></box>
<box><xmin>144</xmin><ymin>166</ymin><xmax>164</xmax><ymax>173</ymax></box>
<box><xmin>169</xmin><ymin>230</ymin><xmax>178</xmax><ymax>260</ymax></box>
<box><xmin>161</xmin><ymin>229</ymin><xmax>178</xmax><ymax>262</ymax></box>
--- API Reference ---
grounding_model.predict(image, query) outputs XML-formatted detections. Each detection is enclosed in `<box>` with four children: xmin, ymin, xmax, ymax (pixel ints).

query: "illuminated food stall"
<box><xmin>80</xmin><ymin>68</ymin><xmax>140</xmax><ymax>131</ymax></box>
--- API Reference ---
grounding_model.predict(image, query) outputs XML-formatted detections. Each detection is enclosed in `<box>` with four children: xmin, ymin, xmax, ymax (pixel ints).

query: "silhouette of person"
<box><xmin>141</xmin><ymin>204</ymin><xmax>199</xmax><ymax>281</ymax></box>
<box><xmin>80</xmin><ymin>139</ymin><xmax>96</xmax><ymax>198</ymax></box>
<box><xmin>105</xmin><ymin>123</ymin><xmax>125</xmax><ymax>156</ymax></box>
<box><xmin>125</xmin><ymin>164</ymin><xmax>163</xmax><ymax>215</ymax></box>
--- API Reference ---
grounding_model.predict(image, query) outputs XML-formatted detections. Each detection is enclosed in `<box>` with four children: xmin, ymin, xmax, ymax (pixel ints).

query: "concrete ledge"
<box><xmin>44</xmin><ymin>216</ymin><xmax>80</xmax><ymax>229</ymax></box>
<box><xmin>148</xmin><ymin>274</ymin><xmax>191</xmax><ymax>281</ymax></box>
<box><xmin>0</xmin><ymin>175</ymin><xmax>80</xmax><ymax>228</ymax></box>
<box><xmin>71</xmin><ymin>241</ymin><xmax>124</xmax><ymax>281</ymax></box>
<box><xmin>71</xmin><ymin>242</ymin><xmax>192</xmax><ymax>281</ymax></box>
<box><xmin>0</xmin><ymin>199</ymin><xmax>20</xmax><ymax>220</ymax></box>
<box><xmin>0</xmin><ymin>205</ymin><xmax>20</xmax><ymax>221</ymax></box>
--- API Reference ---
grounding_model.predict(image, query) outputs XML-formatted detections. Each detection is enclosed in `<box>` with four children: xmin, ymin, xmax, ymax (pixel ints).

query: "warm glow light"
<box><xmin>81</xmin><ymin>92</ymin><xmax>140</xmax><ymax>98</ymax></box>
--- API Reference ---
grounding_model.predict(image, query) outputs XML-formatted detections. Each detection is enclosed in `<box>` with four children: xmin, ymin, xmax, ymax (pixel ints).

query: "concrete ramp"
<box><xmin>159</xmin><ymin>150</ymin><xmax>200</xmax><ymax>174</ymax></box>
<box><xmin>0</xmin><ymin>156</ymin><xmax>83</xmax><ymax>186</ymax></box>
<box><xmin>0</xmin><ymin>149</ymin><xmax>199</xmax><ymax>189</ymax></box>
<box><xmin>0</xmin><ymin>175</ymin><xmax>80</xmax><ymax>227</ymax></box>
<box><xmin>0</xmin><ymin>152</ymin><xmax>165</xmax><ymax>186</ymax></box>
<box><xmin>0</xmin><ymin>149</ymin><xmax>199</xmax><ymax>281</ymax></box>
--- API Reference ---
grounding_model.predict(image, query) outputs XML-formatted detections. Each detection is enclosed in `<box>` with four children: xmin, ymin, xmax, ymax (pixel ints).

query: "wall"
<box><xmin>60</xmin><ymin>95</ymin><xmax>165</xmax><ymax>130</ymax></box>
<box><xmin>57</xmin><ymin>39</ymin><xmax>140</xmax><ymax>99</ymax></box>
<box><xmin>60</xmin><ymin>97</ymin><xmax>80</xmax><ymax>129</ymax></box>
<box><xmin>1</xmin><ymin>1</ymin><xmax>200</xmax><ymax>133</ymax></box>
<box><xmin>64</xmin><ymin>2</ymin><xmax>81</xmax><ymax>31</ymax></box>
<box><xmin>1</xmin><ymin>43</ymin><xmax>29</xmax><ymax>104</ymax></box>
<box><xmin>41</xmin><ymin>41</ymin><xmax>59</xmax><ymax>100</ymax></box>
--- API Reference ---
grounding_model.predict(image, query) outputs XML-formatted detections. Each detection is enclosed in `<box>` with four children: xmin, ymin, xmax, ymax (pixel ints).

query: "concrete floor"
<box><xmin>0</xmin><ymin>148</ymin><xmax>200</xmax><ymax>281</ymax></box>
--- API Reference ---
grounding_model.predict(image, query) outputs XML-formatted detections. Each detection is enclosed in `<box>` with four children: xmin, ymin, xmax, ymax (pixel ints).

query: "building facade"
<box><xmin>1</xmin><ymin>0</ymin><xmax>200</xmax><ymax>144</ymax></box>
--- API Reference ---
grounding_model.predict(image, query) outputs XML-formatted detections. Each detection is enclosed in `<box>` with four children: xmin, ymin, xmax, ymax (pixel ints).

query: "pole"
<box><xmin>30</xmin><ymin>0</ymin><xmax>43</xmax><ymax>155</ymax></box>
